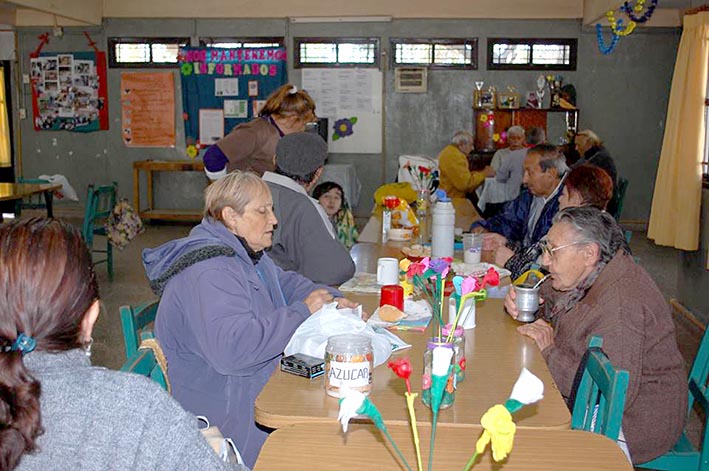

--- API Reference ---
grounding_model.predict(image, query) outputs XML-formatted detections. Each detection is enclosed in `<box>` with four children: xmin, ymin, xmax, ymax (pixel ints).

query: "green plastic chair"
<box><xmin>119</xmin><ymin>300</ymin><xmax>159</xmax><ymax>360</ymax></box>
<box><xmin>610</xmin><ymin>177</ymin><xmax>629</xmax><ymax>222</ymax></box>
<box><xmin>636</xmin><ymin>327</ymin><xmax>709</xmax><ymax>470</ymax></box>
<box><xmin>571</xmin><ymin>336</ymin><xmax>630</xmax><ymax>441</ymax></box>
<box><xmin>81</xmin><ymin>182</ymin><xmax>117</xmax><ymax>280</ymax></box>
<box><xmin>120</xmin><ymin>332</ymin><xmax>169</xmax><ymax>392</ymax></box>
<box><xmin>15</xmin><ymin>177</ymin><xmax>50</xmax><ymax>217</ymax></box>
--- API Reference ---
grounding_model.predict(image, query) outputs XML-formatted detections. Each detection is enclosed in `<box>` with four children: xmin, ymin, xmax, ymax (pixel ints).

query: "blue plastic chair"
<box><xmin>15</xmin><ymin>177</ymin><xmax>49</xmax><ymax>217</ymax></box>
<box><xmin>82</xmin><ymin>182</ymin><xmax>117</xmax><ymax>280</ymax></box>
<box><xmin>120</xmin><ymin>332</ymin><xmax>170</xmax><ymax>393</ymax></box>
<box><xmin>119</xmin><ymin>300</ymin><xmax>159</xmax><ymax>360</ymax></box>
<box><xmin>571</xmin><ymin>336</ymin><xmax>630</xmax><ymax>441</ymax></box>
<box><xmin>636</xmin><ymin>327</ymin><xmax>709</xmax><ymax>470</ymax></box>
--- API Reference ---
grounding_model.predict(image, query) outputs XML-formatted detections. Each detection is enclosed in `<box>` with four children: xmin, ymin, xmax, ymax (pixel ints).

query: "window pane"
<box><xmin>492</xmin><ymin>43</ymin><xmax>530</xmax><ymax>65</ymax></box>
<box><xmin>300</xmin><ymin>43</ymin><xmax>337</xmax><ymax>63</ymax></box>
<box><xmin>532</xmin><ymin>44</ymin><xmax>570</xmax><ymax>65</ymax></box>
<box><xmin>338</xmin><ymin>43</ymin><xmax>375</xmax><ymax>63</ymax></box>
<box><xmin>395</xmin><ymin>44</ymin><xmax>432</xmax><ymax>64</ymax></box>
<box><xmin>151</xmin><ymin>44</ymin><xmax>180</xmax><ymax>63</ymax></box>
<box><xmin>242</xmin><ymin>42</ymin><xmax>281</xmax><ymax>48</ymax></box>
<box><xmin>433</xmin><ymin>44</ymin><xmax>471</xmax><ymax>65</ymax></box>
<box><xmin>116</xmin><ymin>43</ymin><xmax>150</xmax><ymax>63</ymax></box>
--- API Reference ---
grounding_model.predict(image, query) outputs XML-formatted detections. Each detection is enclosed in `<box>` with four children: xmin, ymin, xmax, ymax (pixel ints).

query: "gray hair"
<box><xmin>552</xmin><ymin>206</ymin><xmax>630</xmax><ymax>264</ymax></box>
<box><xmin>526</xmin><ymin>127</ymin><xmax>546</xmax><ymax>145</ymax></box>
<box><xmin>204</xmin><ymin>170</ymin><xmax>270</xmax><ymax>222</ymax></box>
<box><xmin>451</xmin><ymin>130</ymin><xmax>474</xmax><ymax>147</ymax></box>
<box><xmin>507</xmin><ymin>126</ymin><xmax>525</xmax><ymax>138</ymax></box>
<box><xmin>529</xmin><ymin>144</ymin><xmax>569</xmax><ymax>175</ymax></box>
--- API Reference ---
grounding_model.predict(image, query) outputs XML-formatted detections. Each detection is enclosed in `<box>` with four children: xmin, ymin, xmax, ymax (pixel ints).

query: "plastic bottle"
<box><xmin>431</xmin><ymin>190</ymin><xmax>455</xmax><ymax>258</ymax></box>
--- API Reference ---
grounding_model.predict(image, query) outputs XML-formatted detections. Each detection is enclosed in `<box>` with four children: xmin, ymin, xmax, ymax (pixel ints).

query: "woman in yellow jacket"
<box><xmin>437</xmin><ymin>130</ymin><xmax>494</xmax><ymax>200</ymax></box>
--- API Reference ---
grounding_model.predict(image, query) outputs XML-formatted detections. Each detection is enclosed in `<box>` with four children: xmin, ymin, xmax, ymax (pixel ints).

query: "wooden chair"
<box><xmin>120</xmin><ymin>332</ymin><xmax>170</xmax><ymax>393</ymax></box>
<box><xmin>15</xmin><ymin>177</ymin><xmax>49</xmax><ymax>217</ymax></box>
<box><xmin>82</xmin><ymin>182</ymin><xmax>117</xmax><ymax>280</ymax></box>
<box><xmin>571</xmin><ymin>336</ymin><xmax>630</xmax><ymax>441</ymax></box>
<box><xmin>120</xmin><ymin>300</ymin><xmax>159</xmax><ymax>359</ymax></box>
<box><xmin>636</xmin><ymin>327</ymin><xmax>709</xmax><ymax>470</ymax></box>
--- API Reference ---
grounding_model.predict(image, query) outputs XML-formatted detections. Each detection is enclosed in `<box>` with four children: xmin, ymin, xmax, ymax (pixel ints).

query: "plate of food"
<box><xmin>401</xmin><ymin>244</ymin><xmax>431</xmax><ymax>261</ymax></box>
<box><xmin>451</xmin><ymin>261</ymin><xmax>512</xmax><ymax>279</ymax></box>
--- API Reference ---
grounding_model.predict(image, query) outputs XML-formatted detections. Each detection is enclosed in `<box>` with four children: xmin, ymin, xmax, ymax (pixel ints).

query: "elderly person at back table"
<box><xmin>483</xmin><ymin>126</ymin><xmax>528</xmax><ymax>217</ymax></box>
<box><xmin>496</xmin><ymin>164</ymin><xmax>613</xmax><ymax>279</ymax></box>
<box><xmin>573</xmin><ymin>129</ymin><xmax>617</xmax><ymax>186</ymax></box>
<box><xmin>263</xmin><ymin>132</ymin><xmax>356</xmax><ymax>285</ymax></box>
<box><xmin>438</xmin><ymin>130</ymin><xmax>495</xmax><ymax>201</ymax></box>
<box><xmin>471</xmin><ymin>144</ymin><xmax>568</xmax><ymax>258</ymax></box>
<box><xmin>143</xmin><ymin>172</ymin><xmax>360</xmax><ymax>467</ymax></box>
<box><xmin>504</xmin><ymin>207</ymin><xmax>686</xmax><ymax>465</ymax></box>
<box><xmin>526</xmin><ymin>126</ymin><xmax>546</xmax><ymax>146</ymax></box>
<box><xmin>203</xmin><ymin>84</ymin><xmax>316</xmax><ymax>180</ymax></box>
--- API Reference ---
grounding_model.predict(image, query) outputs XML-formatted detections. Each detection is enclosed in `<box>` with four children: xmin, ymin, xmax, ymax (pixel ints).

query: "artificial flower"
<box><xmin>332</xmin><ymin>117</ymin><xmax>357</xmax><ymax>141</ymax></box>
<box><xmin>475</xmin><ymin>404</ymin><xmax>516</xmax><ymax>462</ymax></box>
<box><xmin>509</xmin><ymin>368</ymin><xmax>544</xmax><ymax>406</ymax></box>
<box><xmin>338</xmin><ymin>388</ymin><xmax>366</xmax><ymax>432</ymax></box>
<box><xmin>399</xmin><ymin>258</ymin><xmax>412</xmax><ymax>273</ymax></box>
<box><xmin>400</xmin><ymin>279</ymin><xmax>414</xmax><ymax>298</ymax></box>
<box><xmin>407</xmin><ymin>262</ymin><xmax>425</xmax><ymax>277</ymax></box>
<box><xmin>186</xmin><ymin>144</ymin><xmax>198</xmax><ymax>158</ymax></box>
<box><xmin>479</xmin><ymin>114</ymin><xmax>488</xmax><ymax>123</ymax></box>
<box><xmin>429</xmin><ymin>258</ymin><xmax>450</xmax><ymax>278</ymax></box>
<box><xmin>480</xmin><ymin>267</ymin><xmax>500</xmax><ymax>289</ymax></box>
<box><xmin>461</xmin><ymin>276</ymin><xmax>480</xmax><ymax>295</ymax></box>
<box><xmin>493</xmin><ymin>133</ymin><xmax>500</xmax><ymax>142</ymax></box>
<box><xmin>388</xmin><ymin>357</ymin><xmax>413</xmax><ymax>392</ymax></box>
<box><xmin>431</xmin><ymin>346</ymin><xmax>454</xmax><ymax>377</ymax></box>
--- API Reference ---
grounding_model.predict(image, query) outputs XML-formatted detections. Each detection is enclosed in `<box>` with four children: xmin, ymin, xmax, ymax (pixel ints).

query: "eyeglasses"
<box><xmin>539</xmin><ymin>238</ymin><xmax>588</xmax><ymax>259</ymax></box>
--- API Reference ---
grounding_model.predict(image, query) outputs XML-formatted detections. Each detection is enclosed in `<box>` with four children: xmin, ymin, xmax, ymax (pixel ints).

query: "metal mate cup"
<box><xmin>514</xmin><ymin>285</ymin><xmax>540</xmax><ymax>323</ymax></box>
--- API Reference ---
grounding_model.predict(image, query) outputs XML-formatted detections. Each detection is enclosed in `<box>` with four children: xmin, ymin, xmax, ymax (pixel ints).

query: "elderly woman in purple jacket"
<box><xmin>143</xmin><ymin>171</ymin><xmax>359</xmax><ymax>467</ymax></box>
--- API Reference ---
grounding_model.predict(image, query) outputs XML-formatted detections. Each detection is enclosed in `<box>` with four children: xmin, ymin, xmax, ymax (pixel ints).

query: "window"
<box><xmin>294</xmin><ymin>38</ymin><xmax>379</xmax><ymax>68</ymax></box>
<box><xmin>704</xmin><ymin>99</ymin><xmax>709</xmax><ymax>184</ymax></box>
<box><xmin>108</xmin><ymin>38</ymin><xmax>190</xmax><ymax>68</ymax></box>
<box><xmin>487</xmin><ymin>38</ymin><xmax>577</xmax><ymax>71</ymax></box>
<box><xmin>391</xmin><ymin>39</ymin><xmax>477</xmax><ymax>69</ymax></box>
<box><xmin>199</xmin><ymin>37</ymin><xmax>284</xmax><ymax>49</ymax></box>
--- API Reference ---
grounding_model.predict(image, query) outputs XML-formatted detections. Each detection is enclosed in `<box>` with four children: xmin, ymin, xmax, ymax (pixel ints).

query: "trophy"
<box><xmin>546</xmin><ymin>75</ymin><xmax>563</xmax><ymax>109</ymax></box>
<box><xmin>535</xmin><ymin>74</ymin><xmax>546</xmax><ymax>109</ymax></box>
<box><xmin>473</xmin><ymin>81</ymin><xmax>484</xmax><ymax>108</ymax></box>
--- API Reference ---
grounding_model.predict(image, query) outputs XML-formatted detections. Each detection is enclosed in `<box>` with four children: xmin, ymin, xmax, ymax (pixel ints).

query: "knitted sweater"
<box><xmin>16</xmin><ymin>349</ymin><xmax>244</xmax><ymax>471</ymax></box>
<box><xmin>539</xmin><ymin>252</ymin><xmax>686</xmax><ymax>464</ymax></box>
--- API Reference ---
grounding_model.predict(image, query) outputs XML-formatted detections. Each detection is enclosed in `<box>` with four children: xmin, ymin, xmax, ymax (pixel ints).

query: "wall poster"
<box><xmin>30</xmin><ymin>51</ymin><xmax>108</xmax><ymax>132</ymax></box>
<box><xmin>178</xmin><ymin>47</ymin><xmax>287</xmax><ymax>147</ymax></box>
<box><xmin>302</xmin><ymin>68</ymin><xmax>383</xmax><ymax>154</ymax></box>
<box><xmin>120</xmin><ymin>72</ymin><xmax>175</xmax><ymax>147</ymax></box>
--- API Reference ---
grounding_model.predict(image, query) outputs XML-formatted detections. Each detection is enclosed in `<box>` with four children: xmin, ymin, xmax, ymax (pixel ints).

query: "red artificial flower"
<box><xmin>480</xmin><ymin>267</ymin><xmax>500</xmax><ymax>289</ymax></box>
<box><xmin>418</xmin><ymin>166</ymin><xmax>431</xmax><ymax>175</ymax></box>
<box><xmin>407</xmin><ymin>262</ymin><xmax>425</xmax><ymax>277</ymax></box>
<box><xmin>388</xmin><ymin>357</ymin><xmax>413</xmax><ymax>393</ymax></box>
<box><xmin>459</xmin><ymin>357</ymin><xmax>467</xmax><ymax>371</ymax></box>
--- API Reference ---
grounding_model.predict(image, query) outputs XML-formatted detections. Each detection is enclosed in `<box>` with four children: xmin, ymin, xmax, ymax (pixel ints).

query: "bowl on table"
<box><xmin>388</xmin><ymin>228</ymin><xmax>413</xmax><ymax>241</ymax></box>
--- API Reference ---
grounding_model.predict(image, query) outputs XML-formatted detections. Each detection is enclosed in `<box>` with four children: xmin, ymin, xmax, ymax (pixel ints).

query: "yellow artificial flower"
<box><xmin>400</xmin><ymin>279</ymin><xmax>414</xmax><ymax>298</ymax></box>
<box><xmin>399</xmin><ymin>259</ymin><xmax>411</xmax><ymax>272</ymax></box>
<box><xmin>475</xmin><ymin>404</ymin><xmax>516</xmax><ymax>462</ymax></box>
<box><xmin>493</xmin><ymin>133</ymin><xmax>500</xmax><ymax>142</ymax></box>
<box><xmin>479</xmin><ymin>114</ymin><xmax>488</xmax><ymax>123</ymax></box>
<box><xmin>186</xmin><ymin>144</ymin><xmax>198</xmax><ymax>158</ymax></box>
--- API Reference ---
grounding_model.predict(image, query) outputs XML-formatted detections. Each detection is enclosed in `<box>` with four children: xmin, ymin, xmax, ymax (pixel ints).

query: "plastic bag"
<box><xmin>38</xmin><ymin>174</ymin><xmax>79</xmax><ymax>201</ymax></box>
<box><xmin>284</xmin><ymin>302</ymin><xmax>402</xmax><ymax>367</ymax></box>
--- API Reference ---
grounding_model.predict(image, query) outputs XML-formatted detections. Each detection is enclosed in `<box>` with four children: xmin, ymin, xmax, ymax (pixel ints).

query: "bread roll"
<box><xmin>379</xmin><ymin>304</ymin><xmax>406</xmax><ymax>322</ymax></box>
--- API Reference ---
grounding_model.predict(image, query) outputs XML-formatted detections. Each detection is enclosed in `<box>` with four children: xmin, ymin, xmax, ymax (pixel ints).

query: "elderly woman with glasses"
<box><xmin>504</xmin><ymin>206</ymin><xmax>686</xmax><ymax>465</ymax></box>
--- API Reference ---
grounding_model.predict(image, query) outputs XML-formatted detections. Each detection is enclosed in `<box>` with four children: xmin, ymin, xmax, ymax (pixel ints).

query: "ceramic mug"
<box><xmin>376</xmin><ymin>257</ymin><xmax>399</xmax><ymax>285</ymax></box>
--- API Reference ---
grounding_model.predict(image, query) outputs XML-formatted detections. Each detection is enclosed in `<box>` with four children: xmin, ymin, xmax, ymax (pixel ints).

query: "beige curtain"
<box><xmin>0</xmin><ymin>68</ymin><xmax>9</xmax><ymax>167</ymax></box>
<box><xmin>647</xmin><ymin>12</ymin><xmax>708</xmax><ymax>251</ymax></box>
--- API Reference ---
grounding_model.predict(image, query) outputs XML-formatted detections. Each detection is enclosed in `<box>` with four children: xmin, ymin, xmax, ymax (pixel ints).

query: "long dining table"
<box><xmin>254</xmin><ymin>242</ymin><xmax>571</xmax><ymax>432</ymax></box>
<box><xmin>254</xmin><ymin>423</ymin><xmax>633</xmax><ymax>470</ymax></box>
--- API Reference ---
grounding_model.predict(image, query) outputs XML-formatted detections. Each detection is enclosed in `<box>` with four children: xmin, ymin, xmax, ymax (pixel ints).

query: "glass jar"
<box><xmin>421</xmin><ymin>338</ymin><xmax>456</xmax><ymax>409</ymax></box>
<box><xmin>325</xmin><ymin>334</ymin><xmax>373</xmax><ymax>398</ymax></box>
<box><xmin>442</xmin><ymin>324</ymin><xmax>466</xmax><ymax>383</ymax></box>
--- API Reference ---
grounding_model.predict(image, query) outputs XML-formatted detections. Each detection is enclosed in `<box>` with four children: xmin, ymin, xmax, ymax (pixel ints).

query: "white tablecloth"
<box><xmin>319</xmin><ymin>164</ymin><xmax>361</xmax><ymax>207</ymax></box>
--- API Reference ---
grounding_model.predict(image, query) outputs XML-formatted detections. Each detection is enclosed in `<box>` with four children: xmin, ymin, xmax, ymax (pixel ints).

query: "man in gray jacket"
<box><xmin>263</xmin><ymin>132</ymin><xmax>356</xmax><ymax>285</ymax></box>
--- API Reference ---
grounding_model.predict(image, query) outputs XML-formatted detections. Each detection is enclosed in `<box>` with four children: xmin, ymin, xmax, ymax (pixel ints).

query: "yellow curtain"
<box><xmin>0</xmin><ymin>68</ymin><xmax>10</xmax><ymax>167</ymax></box>
<box><xmin>647</xmin><ymin>12</ymin><xmax>708</xmax><ymax>251</ymax></box>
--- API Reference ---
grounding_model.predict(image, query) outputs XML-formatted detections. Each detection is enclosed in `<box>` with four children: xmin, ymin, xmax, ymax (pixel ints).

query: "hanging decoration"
<box><xmin>596</xmin><ymin>24</ymin><xmax>621</xmax><ymax>55</ymax></box>
<box><xmin>622</xmin><ymin>0</ymin><xmax>659</xmax><ymax>24</ymax></box>
<box><xmin>606</xmin><ymin>9</ymin><xmax>637</xmax><ymax>36</ymax></box>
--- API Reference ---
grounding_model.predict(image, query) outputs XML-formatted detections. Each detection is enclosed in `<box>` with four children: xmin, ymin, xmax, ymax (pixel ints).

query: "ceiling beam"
<box><xmin>8</xmin><ymin>0</ymin><xmax>100</xmax><ymax>25</ymax></box>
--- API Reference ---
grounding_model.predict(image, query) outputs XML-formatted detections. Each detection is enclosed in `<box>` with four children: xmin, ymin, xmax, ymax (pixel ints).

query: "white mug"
<box><xmin>376</xmin><ymin>257</ymin><xmax>399</xmax><ymax>286</ymax></box>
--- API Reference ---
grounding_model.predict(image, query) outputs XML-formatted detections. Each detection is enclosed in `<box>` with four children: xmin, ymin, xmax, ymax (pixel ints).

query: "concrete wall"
<box><xmin>14</xmin><ymin>18</ymin><xmax>680</xmax><ymax>218</ymax></box>
<box><xmin>678</xmin><ymin>188</ymin><xmax>709</xmax><ymax>320</ymax></box>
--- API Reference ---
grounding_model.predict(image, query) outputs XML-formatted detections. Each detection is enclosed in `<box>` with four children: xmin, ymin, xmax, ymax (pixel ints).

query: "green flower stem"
<box><xmin>359</xmin><ymin>398</ymin><xmax>413</xmax><ymax>471</ymax></box>
<box><xmin>462</xmin><ymin>450</ymin><xmax>479</xmax><ymax>471</ymax></box>
<box><xmin>504</xmin><ymin>398</ymin><xmax>524</xmax><ymax>414</ymax></box>
<box><xmin>428</xmin><ymin>372</ymin><xmax>448</xmax><ymax>471</ymax></box>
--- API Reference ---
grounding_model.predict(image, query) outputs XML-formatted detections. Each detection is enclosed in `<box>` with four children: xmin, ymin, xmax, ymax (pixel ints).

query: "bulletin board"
<box><xmin>302</xmin><ymin>68</ymin><xmax>382</xmax><ymax>154</ymax></box>
<box><xmin>120</xmin><ymin>72</ymin><xmax>175</xmax><ymax>147</ymax></box>
<box><xmin>30</xmin><ymin>50</ymin><xmax>108</xmax><ymax>132</ymax></box>
<box><xmin>178</xmin><ymin>47</ymin><xmax>287</xmax><ymax>147</ymax></box>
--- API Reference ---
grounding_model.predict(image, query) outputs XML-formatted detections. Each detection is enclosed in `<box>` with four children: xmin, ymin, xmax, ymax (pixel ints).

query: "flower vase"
<box><xmin>421</xmin><ymin>338</ymin><xmax>456</xmax><ymax>409</ymax></box>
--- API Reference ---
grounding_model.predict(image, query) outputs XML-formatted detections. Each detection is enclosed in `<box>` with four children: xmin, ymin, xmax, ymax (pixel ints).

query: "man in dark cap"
<box><xmin>263</xmin><ymin>132</ymin><xmax>355</xmax><ymax>285</ymax></box>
